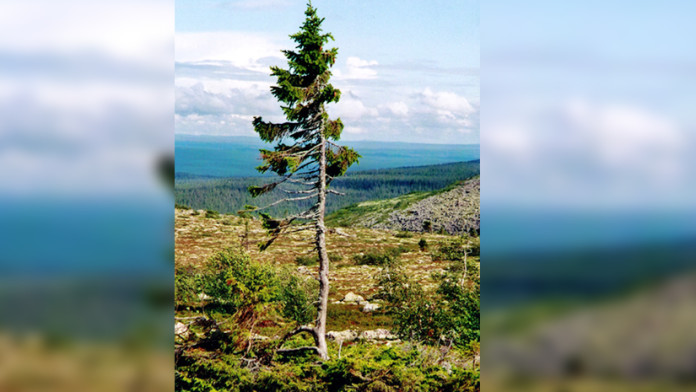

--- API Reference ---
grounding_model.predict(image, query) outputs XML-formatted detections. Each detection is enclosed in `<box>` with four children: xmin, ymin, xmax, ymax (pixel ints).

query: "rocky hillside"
<box><xmin>327</xmin><ymin>177</ymin><xmax>480</xmax><ymax>235</ymax></box>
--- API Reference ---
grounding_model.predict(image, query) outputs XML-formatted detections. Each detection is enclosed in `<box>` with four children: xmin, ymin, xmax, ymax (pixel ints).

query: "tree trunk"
<box><xmin>313</xmin><ymin>133</ymin><xmax>330</xmax><ymax>360</ymax></box>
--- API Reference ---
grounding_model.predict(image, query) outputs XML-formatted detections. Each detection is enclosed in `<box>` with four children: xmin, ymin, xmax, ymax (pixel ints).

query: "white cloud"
<box><xmin>420</xmin><ymin>87</ymin><xmax>475</xmax><ymax>115</ymax></box>
<box><xmin>384</xmin><ymin>101</ymin><xmax>409</xmax><ymax>117</ymax></box>
<box><xmin>334</xmin><ymin>56</ymin><xmax>379</xmax><ymax>80</ymax></box>
<box><xmin>330</xmin><ymin>92</ymin><xmax>378</xmax><ymax>120</ymax></box>
<box><xmin>176</xmin><ymin>32</ymin><xmax>286</xmax><ymax>73</ymax></box>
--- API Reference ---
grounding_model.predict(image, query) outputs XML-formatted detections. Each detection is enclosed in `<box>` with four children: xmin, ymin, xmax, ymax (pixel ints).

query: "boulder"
<box><xmin>362</xmin><ymin>302</ymin><xmax>380</xmax><ymax>312</ymax></box>
<box><xmin>341</xmin><ymin>292</ymin><xmax>365</xmax><ymax>304</ymax></box>
<box><xmin>326</xmin><ymin>330</ymin><xmax>359</xmax><ymax>342</ymax></box>
<box><xmin>197</xmin><ymin>292</ymin><xmax>212</xmax><ymax>301</ymax></box>
<box><xmin>175</xmin><ymin>322</ymin><xmax>189</xmax><ymax>339</ymax></box>
<box><xmin>359</xmin><ymin>329</ymin><xmax>397</xmax><ymax>341</ymax></box>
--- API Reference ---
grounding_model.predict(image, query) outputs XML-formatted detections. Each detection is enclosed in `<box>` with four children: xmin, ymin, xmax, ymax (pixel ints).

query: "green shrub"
<box><xmin>191</xmin><ymin>210</ymin><xmax>200</xmax><ymax>216</ymax></box>
<box><xmin>295</xmin><ymin>252</ymin><xmax>342</xmax><ymax>266</ymax></box>
<box><xmin>394</xmin><ymin>231</ymin><xmax>413</xmax><ymax>238</ymax></box>
<box><xmin>205</xmin><ymin>209</ymin><xmax>220</xmax><ymax>219</ymax></box>
<box><xmin>376</xmin><ymin>258</ymin><xmax>480</xmax><ymax>347</ymax></box>
<box><xmin>175</xmin><ymin>268</ymin><xmax>204</xmax><ymax>305</ymax></box>
<box><xmin>432</xmin><ymin>237</ymin><xmax>479</xmax><ymax>261</ymax></box>
<box><xmin>422</xmin><ymin>220</ymin><xmax>432</xmax><ymax>232</ymax></box>
<box><xmin>176</xmin><ymin>339</ymin><xmax>478</xmax><ymax>392</ymax></box>
<box><xmin>175</xmin><ymin>203</ymin><xmax>190</xmax><ymax>210</ymax></box>
<box><xmin>352</xmin><ymin>247</ymin><xmax>405</xmax><ymax>266</ymax></box>
<box><xmin>295</xmin><ymin>255</ymin><xmax>318</xmax><ymax>266</ymax></box>
<box><xmin>328</xmin><ymin>252</ymin><xmax>343</xmax><ymax>262</ymax></box>
<box><xmin>192</xmin><ymin>249</ymin><xmax>315</xmax><ymax>325</ymax></box>
<box><xmin>279</xmin><ymin>274</ymin><xmax>316</xmax><ymax>325</ymax></box>
<box><xmin>418</xmin><ymin>238</ymin><xmax>428</xmax><ymax>251</ymax></box>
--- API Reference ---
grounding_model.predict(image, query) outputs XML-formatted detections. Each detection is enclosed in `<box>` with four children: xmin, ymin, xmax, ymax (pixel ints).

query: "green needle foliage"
<box><xmin>248</xmin><ymin>2</ymin><xmax>359</xmax><ymax>249</ymax></box>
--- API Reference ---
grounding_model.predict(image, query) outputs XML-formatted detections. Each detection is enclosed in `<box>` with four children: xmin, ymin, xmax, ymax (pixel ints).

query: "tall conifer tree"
<box><xmin>249</xmin><ymin>2</ymin><xmax>359</xmax><ymax>360</ymax></box>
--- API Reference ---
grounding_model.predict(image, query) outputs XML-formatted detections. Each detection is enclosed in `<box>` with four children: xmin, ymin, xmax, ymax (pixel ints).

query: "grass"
<box><xmin>175</xmin><ymin>208</ymin><xmax>454</xmax><ymax>312</ymax></box>
<box><xmin>326</xmin><ymin>304</ymin><xmax>392</xmax><ymax>331</ymax></box>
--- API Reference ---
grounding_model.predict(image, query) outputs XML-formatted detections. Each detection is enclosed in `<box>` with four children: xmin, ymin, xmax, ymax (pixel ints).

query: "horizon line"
<box><xmin>175</xmin><ymin>133</ymin><xmax>480</xmax><ymax>147</ymax></box>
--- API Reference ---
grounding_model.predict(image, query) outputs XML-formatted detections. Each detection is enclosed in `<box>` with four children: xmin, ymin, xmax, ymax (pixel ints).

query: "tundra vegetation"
<box><xmin>175</xmin><ymin>207</ymin><xmax>480</xmax><ymax>391</ymax></box>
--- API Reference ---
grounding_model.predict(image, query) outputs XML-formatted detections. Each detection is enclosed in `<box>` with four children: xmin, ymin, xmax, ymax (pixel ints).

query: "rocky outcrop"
<box><xmin>326</xmin><ymin>329</ymin><xmax>397</xmax><ymax>342</ymax></box>
<box><xmin>379</xmin><ymin>178</ymin><xmax>479</xmax><ymax>235</ymax></box>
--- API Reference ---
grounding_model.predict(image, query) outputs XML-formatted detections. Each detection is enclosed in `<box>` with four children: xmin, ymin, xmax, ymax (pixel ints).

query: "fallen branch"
<box><xmin>276</xmin><ymin>346</ymin><xmax>321</xmax><ymax>356</ymax></box>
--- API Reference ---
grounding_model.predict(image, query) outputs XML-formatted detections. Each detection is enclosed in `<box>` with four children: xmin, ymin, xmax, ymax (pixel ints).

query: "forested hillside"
<box><xmin>175</xmin><ymin>160</ymin><xmax>479</xmax><ymax>216</ymax></box>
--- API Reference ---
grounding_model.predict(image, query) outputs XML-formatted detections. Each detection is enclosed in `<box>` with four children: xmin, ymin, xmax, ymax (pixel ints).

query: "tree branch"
<box><xmin>254</xmin><ymin>193</ymin><xmax>318</xmax><ymax>212</ymax></box>
<box><xmin>276</xmin><ymin>346</ymin><xmax>321</xmax><ymax>356</ymax></box>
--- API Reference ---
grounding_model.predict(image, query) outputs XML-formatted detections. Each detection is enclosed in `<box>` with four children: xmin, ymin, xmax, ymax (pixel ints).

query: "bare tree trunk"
<box><xmin>313</xmin><ymin>133</ymin><xmax>330</xmax><ymax>360</ymax></box>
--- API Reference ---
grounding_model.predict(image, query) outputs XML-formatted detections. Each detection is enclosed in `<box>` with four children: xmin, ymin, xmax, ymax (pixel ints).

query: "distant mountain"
<box><xmin>175</xmin><ymin>135</ymin><xmax>479</xmax><ymax>178</ymax></box>
<box><xmin>327</xmin><ymin>176</ymin><xmax>480</xmax><ymax>235</ymax></box>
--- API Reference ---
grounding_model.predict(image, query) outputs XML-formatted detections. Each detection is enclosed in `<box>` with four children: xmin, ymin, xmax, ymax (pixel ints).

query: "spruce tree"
<box><xmin>249</xmin><ymin>2</ymin><xmax>359</xmax><ymax>360</ymax></box>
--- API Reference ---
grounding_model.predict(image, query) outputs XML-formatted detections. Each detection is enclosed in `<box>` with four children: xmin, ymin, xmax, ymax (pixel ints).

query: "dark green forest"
<box><xmin>175</xmin><ymin>160</ymin><xmax>479</xmax><ymax>216</ymax></box>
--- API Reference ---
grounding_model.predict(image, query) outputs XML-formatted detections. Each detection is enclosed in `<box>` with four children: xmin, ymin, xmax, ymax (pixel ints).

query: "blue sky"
<box><xmin>175</xmin><ymin>0</ymin><xmax>479</xmax><ymax>144</ymax></box>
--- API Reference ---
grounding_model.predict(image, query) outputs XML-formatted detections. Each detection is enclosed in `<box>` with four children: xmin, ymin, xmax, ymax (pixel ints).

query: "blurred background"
<box><xmin>483</xmin><ymin>1</ymin><xmax>696</xmax><ymax>391</ymax></box>
<box><xmin>0</xmin><ymin>1</ymin><xmax>174</xmax><ymax>391</ymax></box>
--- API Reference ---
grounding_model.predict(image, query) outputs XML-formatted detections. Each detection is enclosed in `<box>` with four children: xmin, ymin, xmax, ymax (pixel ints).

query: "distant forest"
<box><xmin>175</xmin><ymin>160</ymin><xmax>480</xmax><ymax>216</ymax></box>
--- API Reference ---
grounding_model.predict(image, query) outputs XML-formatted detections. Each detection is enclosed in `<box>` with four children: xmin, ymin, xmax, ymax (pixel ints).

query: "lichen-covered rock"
<box><xmin>326</xmin><ymin>330</ymin><xmax>359</xmax><ymax>342</ymax></box>
<box><xmin>197</xmin><ymin>292</ymin><xmax>212</xmax><ymax>301</ymax></box>
<box><xmin>382</xmin><ymin>178</ymin><xmax>479</xmax><ymax>235</ymax></box>
<box><xmin>359</xmin><ymin>329</ymin><xmax>397</xmax><ymax>341</ymax></box>
<box><xmin>341</xmin><ymin>292</ymin><xmax>365</xmax><ymax>304</ymax></box>
<box><xmin>175</xmin><ymin>322</ymin><xmax>189</xmax><ymax>340</ymax></box>
<box><xmin>333</xmin><ymin>177</ymin><xmax>479</xmax><ymax>236</ymax></box>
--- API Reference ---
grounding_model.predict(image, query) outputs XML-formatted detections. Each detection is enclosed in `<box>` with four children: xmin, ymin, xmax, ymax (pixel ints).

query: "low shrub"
<box><xmin>394</xmin><ymin>231</ymin><xmax>413</xmax><ymax>238</ymax></box>
<box><xmin>376</xmin><ymin>259</ymin><xmax>480</xmax><ymax>347</ymax></box>
<box><xmin>295</xmin><ymin>255</ymin><xmax>318</xmax><ymax>266</ymax></box>
<box><xmin>295</xmin><ymin>253</ymin><xmax>343</xmax><ymax>266</ymax></box>
<box><xmin>205</xmin><ymin>209</ymin><xmax>220</xmax><ymax>219</ymax></box>
<box><xmin>352</xmin><ymin>247</ymin><xmax>405</xmax><ymax>266</ymax></box>
<box><xmin>432</xmin><ymin>236</ymin><xmax>479</xmax><ymax>261</ymax></box>
<box><xmin>175</xmin><ymin>341</ymin><xmax>479</xmax><ymax>392</ymax></box>
<box><xmin>185</xmin><ymin>248</ymin><xmax>316</xmax><ymax>325</ymax></box>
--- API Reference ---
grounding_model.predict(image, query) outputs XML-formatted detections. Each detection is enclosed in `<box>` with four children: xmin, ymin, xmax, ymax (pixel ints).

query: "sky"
<box><xmin>175</xmin><ymin>0</ymin><xmax>480</xmax><ymax>144</ymax></box>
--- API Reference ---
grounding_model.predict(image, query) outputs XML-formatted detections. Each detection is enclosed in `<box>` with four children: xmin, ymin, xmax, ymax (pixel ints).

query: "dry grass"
<box><xmin>175</xmin><ymin>208</ymin><xmax>451</xmax><ymax>305</ymax></box>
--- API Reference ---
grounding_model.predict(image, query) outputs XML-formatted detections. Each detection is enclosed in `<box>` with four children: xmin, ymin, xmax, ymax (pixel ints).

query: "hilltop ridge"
<box><xmin>327</xmin><ymin>176</ymin><xmax>480</xmax><ymax>235</ymax></box>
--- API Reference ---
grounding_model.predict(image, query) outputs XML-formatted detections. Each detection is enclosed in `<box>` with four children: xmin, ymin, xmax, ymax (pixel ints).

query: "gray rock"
<box><xmin>197</xmin><ymin>292</ymin><xmax>212</xmax><ymax>301</ymax></box>
<box><xmin>175</xmin><ymin>322</ymin><xmax>189</xmax><ymax>339</ymax></box>
<box><xmin>359</xmin><ymin>329</ymin><xmax>397</xmax><ymax>341</ymax></box>
<box><xmin>362</xmin><ymin>302</ymin><xmax>380</xmax><ymax>312</ymax></box>
<box><xmin>341</xmin><ymin>292</ymin><xmax>365</xmax><ymax>304</ymax></box>
<box><xmin>327</xmin><ymin>330</ymin><xmax>359</xmax><ymax>342</ymax></box>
